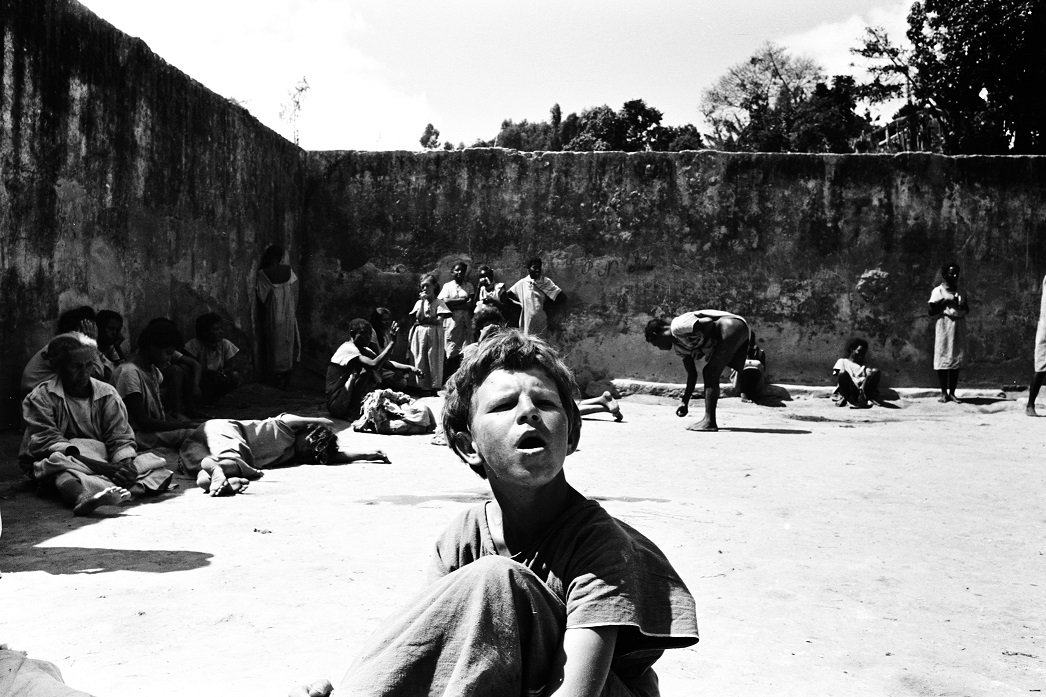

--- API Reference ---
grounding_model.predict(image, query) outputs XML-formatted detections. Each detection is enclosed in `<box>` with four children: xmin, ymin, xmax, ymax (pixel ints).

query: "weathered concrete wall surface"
<box><xmin>303</xmin><ymin>149</ymin><xmax>1046</xmax><ymax>392</ymax></box>
<box><xmin>0</xmin><ymin>0</ymin><xmax>305</xmax><ymax>423</ymax></box>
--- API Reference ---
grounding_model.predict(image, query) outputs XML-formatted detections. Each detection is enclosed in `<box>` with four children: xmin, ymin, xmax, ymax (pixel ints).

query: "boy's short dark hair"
<box><xmin>478</xmin><ymin>265</ymin><xmax>494</xmax><ymax>278</ymax></box>
<box><xmin>348</xmin><ymin>318</ymin><xmax>373</xmax><ymax>339</ymax></box>
<box><xmin>644</xmin><ymin>317</ymin><xmax>670</xmax><ymax>344</ymax></box>
<box><xmin>96</xmin><ymin>310</ymin><xmax>123</xmax><ymax>328</ymax></box>
<box><xmin>195</xmin><ymin>312</ymin><xmax>223</xmax><ymax>339</ymax></box>
<box><xmin>138</xmin><ymin>318</ymin><xmax>184</xmax><ymax>351</ymax></box>
<box><xmin>442</xmin><ymin>329</ymin><xmax>581</xmax><ymax>478</ymax></box>
<box><xmin>473</xmin><ymin>305</ymin><xmax>506</xmax><ymax>342</ymax></box>
<box><xmin>57</xmin><ymin>306</ymin><xmax>97</xmax><ymax>333</ymax></box>
<box><xmin>525</xmin><ymin>257</ymin><xmax>543</xmax><ymax>269</ymax></box>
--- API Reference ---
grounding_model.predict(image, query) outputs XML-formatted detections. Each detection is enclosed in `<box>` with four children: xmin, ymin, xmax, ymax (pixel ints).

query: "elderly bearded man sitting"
<box><xmin>19</xmin><ymin>332</ymin><xmax>174</xmax><ymax>515</ymax></box>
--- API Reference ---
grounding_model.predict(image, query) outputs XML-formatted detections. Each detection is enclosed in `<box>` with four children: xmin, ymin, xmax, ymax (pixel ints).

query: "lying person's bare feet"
<box><xmin>686</xmin><ymin>417</ymin><xmax>718</xmax><ymax>432</ymax></box>
<box><xmin>73</xmin><ymin>486</ymin><xmax>131</xmax><ymax>515</ymax></box>
<box><xmin>374</xmin><ymin>450</ymin><xmax>391</xmax><ymax>464</ymax></box>
<box><xmin>211</xmin><ymin>477</ymin><xmax>249</xmax><ymax>497</ymax></box>
<box><xmin>288</xmin><ymin>678</ymin><xmax>333</xmax><ymax>697</ymax></box>
<box><xmin>601</xmin><ymin>391</ymin><xmax>624</xmax><ymax>422</ymax></box>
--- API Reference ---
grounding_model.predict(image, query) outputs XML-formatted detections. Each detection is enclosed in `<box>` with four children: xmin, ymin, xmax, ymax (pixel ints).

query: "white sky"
<box><xmin>78</xmin><ymin>0</ymin><xmax>912</xmax><ymax>151</ymax></box>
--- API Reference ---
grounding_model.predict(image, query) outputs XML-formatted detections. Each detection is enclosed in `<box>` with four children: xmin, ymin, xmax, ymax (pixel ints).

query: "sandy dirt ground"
<box><xmin>0</xmin><ymin>380</ymin><xmax>1043</xmax><ymax>697</ymax></box>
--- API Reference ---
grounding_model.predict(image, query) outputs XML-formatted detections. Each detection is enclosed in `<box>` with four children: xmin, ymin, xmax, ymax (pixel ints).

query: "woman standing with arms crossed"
<box><xmin>928</xmin><ymin>262</ymin><xmax>970</xmax><ymax>403</ymax></box>
<box><xmin>409</xmin><ymin>274</ymin><xmax>452</xmax><ymax>394</ymax></box>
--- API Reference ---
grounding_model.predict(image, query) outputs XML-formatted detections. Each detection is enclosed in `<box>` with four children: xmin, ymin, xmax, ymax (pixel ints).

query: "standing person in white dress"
<box><xmin>438</xmin><ymin>261</ymin><xmax>475</xmax><ymax>378</ymax></box>
<box><xmin>928</xmin><ymin>262</ymin><xmax>970</xmax><ymax>403</ymax></box>
<box><xmin>1027</xmin><ymin>273</ymin><xmax>1046</xmax><ymax>416</ymax></box>
<box><xmin>408</xmin><ymin>274</ymin><xmax>452</xmax><ymax>393</ymax></box>
<box><xmin>505</xmin><ymin>257</ymin><xmax>564</xmax><ymax>339</ymax></box>
<box><xmin>256</xmin><ymin>244</ymin><xmax>300</xmax><ymax>390</ymax></box>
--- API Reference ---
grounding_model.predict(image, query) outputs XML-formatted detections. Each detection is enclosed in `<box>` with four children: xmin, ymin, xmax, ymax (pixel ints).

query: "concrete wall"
<box><xmin>0</xmin><ymin>0</ymin><xmax>306</xmax><ymax>423</ymax></box>
<box><xmin>302</xmin><ymin>149</ymin><xmax>1046</xmax><ymax>392</ymax></box>
<box><xmin>5</xmin><ymin>0</ymin><xmax>1046</xmax><ymax>427</ymax></box>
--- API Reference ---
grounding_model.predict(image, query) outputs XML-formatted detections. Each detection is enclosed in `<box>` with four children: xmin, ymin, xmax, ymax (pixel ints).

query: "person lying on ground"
<box><xmin>645</xmin><ymin>309</ymin><xmax>751</xmax><ymax>431</ymax></box>
<box><xmin>112</xmin><ymin>321</ymin><xmax>201</xmax><ymax>450</ymax></box>
<box><xmin>832</xmin><ymin>337</ymin><xmax>883</xmax><ymax>408</ymax></box>
<box><xmin>326</xmin><ymin>318</ymin><xmax>422</xmax><ymax>421</ymax></box>
<box><xmin>184</xmin><ymin>312</ymin><xmax>249</xmax><ymax>405</ymax></box>
<box><xmin>473</xmin><ymin>304</ymin><xmax>622</xmax><ymax>421</ymax></box>
<box><xmin>19</xmin><ymin>333</ymin><xmax>174</xmax><ymax>515</ymax></box>
<box><xmin>290</xmin><ymin>330</ymin><xmax>697</xmax><ymax>697</ymax></box>
<box><xmin>180</xmin><ymin>414</ymin><xmax>389</xmax><ymax>497</ymax></box>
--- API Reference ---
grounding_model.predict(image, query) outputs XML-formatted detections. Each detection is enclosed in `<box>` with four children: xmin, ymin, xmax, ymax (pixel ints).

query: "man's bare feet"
<box><xmin>73</xmin><ymin>486</ymin><xmax>131</xmax><ymax>515</ymax></box>
<box><xmin>1027</xmin><ymin>405</ymin><xmax>1038</xmax><ymax>416</ymax></box>
<box><xmin>288</xmin><ymin>678</ymin><xmax>333</xmax><ymax>697</ymax></box>
<box><xmin>211</xmin><ymin>477</ymin><xmax>249</xmax><ymax>497</ymax></box>
<box><xmin>686</xmin><ymin>418</ymin><xmax>718</xmax><ymax>432</ymax></box>
<box><xmin>374</xmin><ymin>450</ymin><xmax>391</xmax><ymax>463</ymax></box>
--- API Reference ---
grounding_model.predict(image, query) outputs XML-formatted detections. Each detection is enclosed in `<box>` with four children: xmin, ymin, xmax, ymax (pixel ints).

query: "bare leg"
<box><xmin>948</xmin><ymin>369</ymin><xmax>960</xmax><ymax>402</ymax></box>
<box><xmin>936</xmin><ymin>370</ymin><xmax>951</xmax><ymax>402</ymax></box>
<box><xmin>197</xmin><ymin>459</ymin><xmax>250</xmax><ymax>496</ymax></box>
<box><xmin>72</xmin><ymin>486</ymin><xmax>131</xmax><ymax>515</ymax></box>
<box><xmin>576</xmin><ymin>392</ymin><xmax>622</xmax><ymax>421</ymax></box>
<box><xmin>1027</xmin><ymin>372</ymin><xmax>1045</xmax><ymax>416</ymax></box>
<box><xmin>688</xmin><ymin>384</ymin><xmax>720</xmax><ymax>431</ymax></box>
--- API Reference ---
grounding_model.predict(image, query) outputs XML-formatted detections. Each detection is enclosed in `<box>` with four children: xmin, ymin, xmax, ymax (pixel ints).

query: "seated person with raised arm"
<box><xmin>20</xmin><ymin>333</ymin><xmax>174</xmax><ymax>515</ymax></box>
<box><xmin>326</xmin><ymin>318</ymin><xmax>421</xmax><ymax>421</ymax></box>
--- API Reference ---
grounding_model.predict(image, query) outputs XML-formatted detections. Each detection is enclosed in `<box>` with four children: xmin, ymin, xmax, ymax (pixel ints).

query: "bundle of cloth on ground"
<box><xmin>350</xmin><ymin>389</ymin><xmax>434</xmax><ymax>435</ymax></box>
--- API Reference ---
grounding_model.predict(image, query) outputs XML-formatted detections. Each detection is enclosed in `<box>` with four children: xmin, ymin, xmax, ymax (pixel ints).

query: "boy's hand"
<box><xmin>676</xmin><ymin>404</ymin><xmax>689</xmax><ymax>417</ymax></box>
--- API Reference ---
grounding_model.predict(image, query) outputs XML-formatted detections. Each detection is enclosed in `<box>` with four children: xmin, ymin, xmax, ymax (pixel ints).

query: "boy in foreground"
<box><xmin>292</xmin><ymin>330</ymin><xmax>697</xmax><ymax>696</ymax></box>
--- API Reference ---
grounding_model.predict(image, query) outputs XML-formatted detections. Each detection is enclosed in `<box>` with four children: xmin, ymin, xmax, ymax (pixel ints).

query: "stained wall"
<box><xmin>1</xmin><ymin>0</ymin><xmax>305</xmax><ymax>423</ymax></box>
<box><xmin>302</xmin><ymin>149</ymin><xmax>1046</xmax><ymax>391</ymax></box>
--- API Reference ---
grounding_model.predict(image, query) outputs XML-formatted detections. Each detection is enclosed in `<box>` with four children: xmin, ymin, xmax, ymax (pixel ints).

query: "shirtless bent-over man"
<box><xmin>645</xmin><ymin>309</ymin><xmax>751</xmax><ymax>431</ymax></box>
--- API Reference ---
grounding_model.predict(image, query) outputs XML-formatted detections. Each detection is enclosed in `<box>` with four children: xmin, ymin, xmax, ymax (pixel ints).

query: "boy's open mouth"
<box><xmin>515</xmin><ymin>433</ymin><xmax>547</xmax><ymax>451</ymax></box>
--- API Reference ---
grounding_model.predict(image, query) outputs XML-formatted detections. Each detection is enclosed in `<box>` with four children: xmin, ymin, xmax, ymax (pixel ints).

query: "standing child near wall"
<box><xmin>438</xmin><ymin>260</ymin><xmax>475</xmax><ymax>378</ymax></box>
<box><xmin>408</xmin><ymin>274</ymin><xmax>452</xmax><ymax>394</ymax></box>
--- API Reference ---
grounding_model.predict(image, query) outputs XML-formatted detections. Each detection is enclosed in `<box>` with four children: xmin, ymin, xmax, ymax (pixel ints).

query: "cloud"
<box><xmin>779</xmin><ymin>0</ymin><xmax>910</xmax><ymax>80</ymax></box>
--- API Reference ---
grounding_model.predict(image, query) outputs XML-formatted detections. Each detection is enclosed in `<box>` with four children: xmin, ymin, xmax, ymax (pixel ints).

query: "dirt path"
<box><xmin>1</xmin><ymin>386</ymin><xmax>1043</xmax><ymax>696</ymax></box>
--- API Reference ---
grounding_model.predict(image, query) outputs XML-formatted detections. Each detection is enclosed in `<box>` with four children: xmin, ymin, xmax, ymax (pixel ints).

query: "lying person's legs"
<box><xmin>577</xmin><ymin>391</ymin><xmax>623</xmax><ymax>421</ymax></box>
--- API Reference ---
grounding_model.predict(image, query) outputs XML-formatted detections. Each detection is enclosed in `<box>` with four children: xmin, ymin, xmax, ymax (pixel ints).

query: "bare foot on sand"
<box><xmin>288</xmin><ymin>678</ymin><xmax>333</xmax><ymax>697</ymax></box>
<box><xmin>73</xmin><ymin>486</ymin><xmax>131</xmax><ymax>515</ymax></box>
<box><xmin>1026</xmin><ymin>405</ymin><xmax>1038</xmax><ymax>416</ymax></box>
<box><xmin>210</xmin><ymin>477</ymin><xmax>249</xmax><ymax>497</ymax></box>
<box><xmin>686</xmin><ymin>417</ymin><xmax>718</xmax><ymax>432</ymax></box>
<box><xmin>374</xmin><ymin>450</ymin><xmax>391</xmax><ymax>463</ymax></box>
<box><xmin>601</xmin><ymin>391</ymin><xmax>624</xmax><ymax>422</ymax></box>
